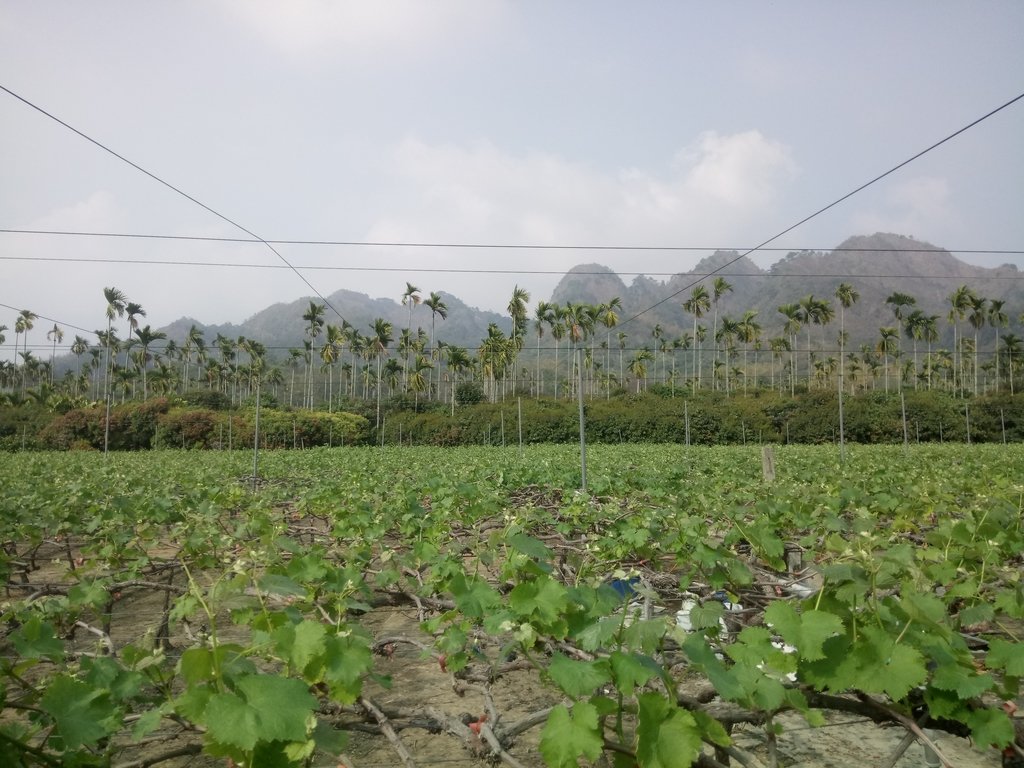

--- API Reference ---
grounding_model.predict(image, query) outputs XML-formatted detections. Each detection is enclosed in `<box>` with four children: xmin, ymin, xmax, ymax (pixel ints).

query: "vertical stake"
<box><xmin>518</xmin><ymin>397</ymin><xmax>523</xmax><ymax>456</ymax></box>
<box><xmin>684</xmin><ymin>400</ymin><xmax>690</xmax><ymax>446</ymax></box>
<box><xmin>900</xmin><ymin>390</ymin><xmax>908</xmax><ymax>446</ymax></box>
<box><xmin>577</xmin><ymin>348</ymin><xmax>587</xmax><ymax>493</ymax></box>
<box><xmin>251</xmin><ymin>381</ymin><xmax>261</xmax><ymax>493</ymax></box>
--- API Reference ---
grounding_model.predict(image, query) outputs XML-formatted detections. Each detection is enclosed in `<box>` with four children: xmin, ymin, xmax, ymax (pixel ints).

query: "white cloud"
<box><xmin>340</xmin><ymin>131</ymin><xmax>797</xmax><ymax>312</ymax></box>
<box><xmin>219</xmin><ymin>0</ymin><xmax>510</xmax><ymax>59</ymax></box>
<box><xmin>367</xmin><ymin>130</ymin><xmax>797</xmax><ymax>247</ymax></box>
<box><xmin>30</xmin><ymin>191</ymin><xmax>124</xmax><ymax>232</ymax></box>
<box><xmin>850</xmin><ymin>176</ymin><xmax>956</xmax><ymax>240</ymax></box>
<box><xmin>678</xmin><ymin>130</ymin><xmax>797</xmax><ymax>208</ymax></box>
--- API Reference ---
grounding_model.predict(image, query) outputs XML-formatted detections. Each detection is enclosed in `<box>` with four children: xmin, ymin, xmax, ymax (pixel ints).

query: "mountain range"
<box><xmin>162</xmin><ymin>233</ymin><xmax>1022</xmax><ymax>356</ymax></box>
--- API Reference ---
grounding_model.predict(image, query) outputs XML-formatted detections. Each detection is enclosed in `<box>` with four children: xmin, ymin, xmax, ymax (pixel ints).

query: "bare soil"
<box><xmin>3</xmin><ymin>537</ymin><xmax>1007</xmax><ymax>768</ymax></box>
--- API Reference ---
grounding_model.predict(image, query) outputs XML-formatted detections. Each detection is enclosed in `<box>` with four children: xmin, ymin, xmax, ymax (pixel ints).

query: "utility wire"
<box><xmin>615</xmin><ymin>89</ymin><xmax>1024</xmax><ymax>330</ymax></box>
<box><xmin>3</xmin><ymin>255</ymin><xmax>1022</xmax><ymax>280</ymax></box>
<box><xmin>0</xmin><ymin>302</ymin><xmax>96</xmax><ymax>336</ymax></box>
<box><xmin>1</xmin><ymin>227</ymin><xmax>1022</xmax><ymax>256</ymax></box>
<box><xmin>0</xmin><ymin>83</ymin><xmax>348</xmax><ymax>325</ymax></box>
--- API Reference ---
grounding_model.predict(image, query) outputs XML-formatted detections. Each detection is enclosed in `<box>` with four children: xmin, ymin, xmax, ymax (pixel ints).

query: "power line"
<box><xmin>1</xmin><ymin>227</ymin><xmax>1023</xmax><ymax>256</ymax></box>
<box><xmin>3</xmin><ymin>255</ymin><xmax>1022</xmax><ymax>280</ymax></box>
<box><xmin>615</xmin><ymin>89</ymin><xmax>1024</xmax><ymax>331</ymax></box>
<box><xmin>0</xmin><ymin>302</ymin><xmax>96</xmax><ymax>336</ymax></box>
<box><xmin>0</xmin><ymin>83</ymin><xmax>349</xmax><ymax>326</ymax></box>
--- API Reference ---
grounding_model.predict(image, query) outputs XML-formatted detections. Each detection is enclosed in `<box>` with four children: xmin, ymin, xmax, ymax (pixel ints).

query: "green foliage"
<box><xmin>153</xmin><ymin>407</ymin><xmax>220</xmax><ymax>448</ymax></box>
<box><xmin>455</xmin><ymin>381</ymin><xmax>484</xmax><ymax>405</ymax></box>
<box><xmin>1</xmin><ymin>444</ymin><xmax>1023</xmax><ymax>766</ymax></box>
<box><xmin>180</xmin><ymin>389</ymin><xmax>232</xmax><ymax>410</ymax></box>
<box><xmin>385</xmin><ymin>390</ymin><xmax>1024</xmax><ymax>446</ymax></box>
<box><xmin>37</xmin><ymin>398</ymin><xmax>172</xmax><ymax>450</ymax></box>
<box><xmin>5</xmin><ymin>390</ymin><xmax>1024</xmax><ymax>450</ymax></box>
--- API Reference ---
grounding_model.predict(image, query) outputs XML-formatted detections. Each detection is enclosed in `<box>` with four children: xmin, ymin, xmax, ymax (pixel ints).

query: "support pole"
<box><xmin>577</xmin><ymin>348</ymin><xmax>587</xmax><ymax>493</ymax></box>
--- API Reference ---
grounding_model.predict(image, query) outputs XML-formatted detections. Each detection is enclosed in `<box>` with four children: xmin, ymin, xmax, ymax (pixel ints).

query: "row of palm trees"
<box><xmin>2</xmin><ymin>281</ymin><xmax>1023</xmax><ymax>412</ymax></box>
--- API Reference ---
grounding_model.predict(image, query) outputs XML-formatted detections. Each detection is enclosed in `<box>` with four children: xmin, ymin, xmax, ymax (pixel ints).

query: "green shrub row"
<box><xmin>379</xmin><ymin>390</ymin><xmax>1022</xmax><ymax>447</ymax></box>
<box><xmin>1</xmin><ymin>389</ymin><xmax>1019</xmax><ymax>451</ymax></box>
<box><xmin>11</xmin><ymin>398</ymin><xmax>369</xmax><ymax>451</ymax></box>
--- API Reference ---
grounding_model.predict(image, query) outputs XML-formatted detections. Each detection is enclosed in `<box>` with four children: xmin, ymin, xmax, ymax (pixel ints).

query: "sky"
<box><xmin>2</xmin><ymin>1</ymin><xmax>1023</xmax><ymax>358</ymax></box>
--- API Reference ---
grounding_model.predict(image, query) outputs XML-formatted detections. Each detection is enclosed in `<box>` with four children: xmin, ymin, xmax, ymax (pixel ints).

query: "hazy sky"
<box><xmin>2</xmin><ymin>1</ymin><xmax>1023</xmax><ymax>357</ymax></box>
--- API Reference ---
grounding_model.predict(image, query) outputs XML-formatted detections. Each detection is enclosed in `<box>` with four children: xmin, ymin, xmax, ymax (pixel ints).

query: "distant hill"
<box><xmin>160</xmin><ymin>288</ymin><xmax>510</xmax><ymax>358</ymax></box>
<box><xmin>148</xmin><ymin>232</ymin><xmax>1022</xmax><ymax>364</ymax></box>
<box><xmin>549</xmin><ymin>233</ymin><xmax>1022</xmax><ymax>351</ymax></box>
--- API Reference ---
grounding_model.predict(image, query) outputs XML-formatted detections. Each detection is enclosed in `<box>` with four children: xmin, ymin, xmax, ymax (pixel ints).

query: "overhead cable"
<box><xmin>1</xmin><ymin>227</ymin><xmax>1022</xmax><ymax>256</ymax></box>
<box><xmin>0</xmin><ymin>83</ymin><xmax>348</xmax><ymax>325</ymax></box>
<box><xmin>2</xmin><ymin>254</ymin><xmax>1022</xmax><ymax>280</ymax></box>
<box><xmin>615</xmin><ymin>89</ymin><xmax>1024</xmax><ymax>330</ymax></box>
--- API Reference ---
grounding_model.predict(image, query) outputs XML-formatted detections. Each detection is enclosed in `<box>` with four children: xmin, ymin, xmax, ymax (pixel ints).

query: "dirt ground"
<box><xmin>5</xmin><ymin>540</ymin><xmax>1008</xmax><ymax>768</ymax></box>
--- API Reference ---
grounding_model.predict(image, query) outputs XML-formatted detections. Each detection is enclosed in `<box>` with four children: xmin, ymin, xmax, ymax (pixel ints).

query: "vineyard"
<box><xmin>2</xmin><ymin>444</ymin><xmax>1023</xmax><ymax>767</ymax></box>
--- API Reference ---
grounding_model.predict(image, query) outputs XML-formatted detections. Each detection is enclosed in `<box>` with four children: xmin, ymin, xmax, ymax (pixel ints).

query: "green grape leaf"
<box><xmin>838</xmin><ymin>629</ymin><xmax>928</xmax><ymax>701</ymax></box>
<box><xmin>68</xmin><ymin>580</ymin><xmax>109</xmax><ymax>609</ymax></box>
<box><xmin>930</xmin><ymin>664</ymin><xmax>995</xmax><ymax>699</ymax></box>
<box><xmin>987</xmin><ymin>639</ymin><xmax>1024</xmax><ymax>676</ymax></box>
<box><xmin>449</xmin><ymin>572</ymin><xmax>501</xmax><ymax>618</ymax></box>
<box><xmin>510</xmin><ymin>577</ymin><xmax>568</xmax><ymax>632</ymax></box>
<box><xmin>204</xmin><ymin>692</ymin><xmax>260</xmax><ymax>751</ymax></box>
<box><xmin>575</xmin><ymin>617</ymin><xmax>620</xmax><ymax>653</ymax></box>
<box><xmin>236</xmin><ymin>674</ymin><xmax>316</xmax><ymax>744</ymax></box>
<box><xmin>174</xmin><ymin>685</ymin><xmax>212</xmax><ymax>721</ymax></box>
<box><xmin>691</xmin><ymin>709</ymin><xmax>731</xmax><ymax>747</ymax></box>
<box><xmin>131</xmin><ymin>707</ymin><xmax>165</xmax><ymax>740</ymax></box>
<box><xmin>324</xmin><ymin>633</ymin><xmax>373</xmax><ymax>704</ymax></box>
<box><xmin>547</xmin><ymin>653</ymin><xmax>611</xmax><ymax>698</ymax></box>
<box><xmin>11</xmin><ymin>617</ymin><xmax>64</xmax><ymax>662</ymax></box>
<box><xmin>965</xmin><ymin>707</ymin><xmax>1014</xmax><ymax>748</ymax></box>
<box><xmin>994</xmin><ymin>586</ymin><xmax>1024</xmax><ymax>618</ymax></box>
<box><xmin>635</xmin><ymin>693</ymin><xmax>702</xmax><ymax>768</ymax></box>
<box><xmin>179</xmin><ymin>647</ymin><xmax>214</xmax><ymax>685</ymax></box>
<box><xmin>290</xmin><ymin>619</ymin><xmax>327</xmax><ymax>675</ymax></box>
<box><xmin>688</xmin><ymin>600</ymin><xmax>725</xmax><ymax>632</ymax></box>
<box><xmin>39</xmin><ymin>676</ymin><xmax>119</xmax><ymax>750</ymax></box>
<box><xmin>539</xmin><ymin>702</ymin><xmax>603</xmax><ymax>768</ymax></box>
<box><xmin>764</xmin><ymin>602</ymin><xmax>843</xmax><ymax>662</ymax></box>
<box><xmin>508</xmin><ymin>533</ymin><xmax>553</xmax><ymax>563</ymax></box>
<box><xmin>681</xmin><ymin>634</ymin><xmax>745</xmax><ymax>702</ymax></box>
<box><xmin>623</xmin><ymin>618</ymin><xmax>667</xmax><ymax>654</ymax></box>
<box><xmin>609</xmin><ymin>651</ymin><xmax>661</xmax><ymax>695</ymax></box>
<box><xmin>258</xmin><ymin>573</ymin><xmax>306</xmax><ymax>598</ymax></box>
<box><xmin>313</xmin><ymin>720</ymin><xmax>348</xmax><ymax>755</ymax></box>
<box><xmin>958</xmin><ymin>602</ymin><xmax>995</xmax><ymax>627</ymax></box>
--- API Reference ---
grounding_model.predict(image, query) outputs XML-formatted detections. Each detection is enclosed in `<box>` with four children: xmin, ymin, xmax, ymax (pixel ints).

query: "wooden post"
<box><xmin>762</xmin><ymin>445</ymin><xmax>776</xmax><ymax>484</ymax></box>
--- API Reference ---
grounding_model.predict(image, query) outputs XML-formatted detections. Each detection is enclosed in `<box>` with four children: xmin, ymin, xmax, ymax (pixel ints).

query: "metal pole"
<box><xmin>900</xmin><ymin>391</ymin><xmax>908</xmax><ymax>446</ymax></box>
<box><xmin>577</xmin><ymin>348</ymin><xmax>587</xmax><ymax>492</ymax></box>
<box><xmin>517</xmin><ymin>397</ymin><xmax>523</xmax><ymax>456</ymax></box>
<box><xmin>684</xmin><ymin>400</ymin><xmax>690</xmax><ymax>446</ymax></box>
<box><xmin>838</xmin><ymin>366</ymin><xmax>846</xmax><ymax>464</ymax></box>
<box><xmin>251</xmin><ymin>381</ymin><xmax>261</xmax><ymax>493</ymax></box>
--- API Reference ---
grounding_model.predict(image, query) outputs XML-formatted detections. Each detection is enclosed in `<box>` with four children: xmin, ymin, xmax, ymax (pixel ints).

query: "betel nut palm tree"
<box><xmin>507</xmin><ymin>285</ymin><xmax>530</xmax><ymax>394</ymax></box>
<box><xmin>102</xmin><ymin>287</ymin><xmax>128</xmax><ymax>455</ymax></box>
<box><xmin>683</xmin><ymin>284</ymin><xmax>710</xmax><ymax>392</ymax></box>
<box><xmin>134</xmin><ymin>325</ymin><xmax>167</xmax><ymax>398</ymax></box>
<box><xmin>369</xmin><ymin>318</ymin><xmax>393</xmax><ymax>430</ymax></box>
<box><xmin>423</xmin><ymin>291</ymin><xmax>448</xmax><ymax>399</ymax></box>
<box><xmin>401</xmin><ymin>283</ymin><xmax>421</xmax><ymax>389</ymax></box>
